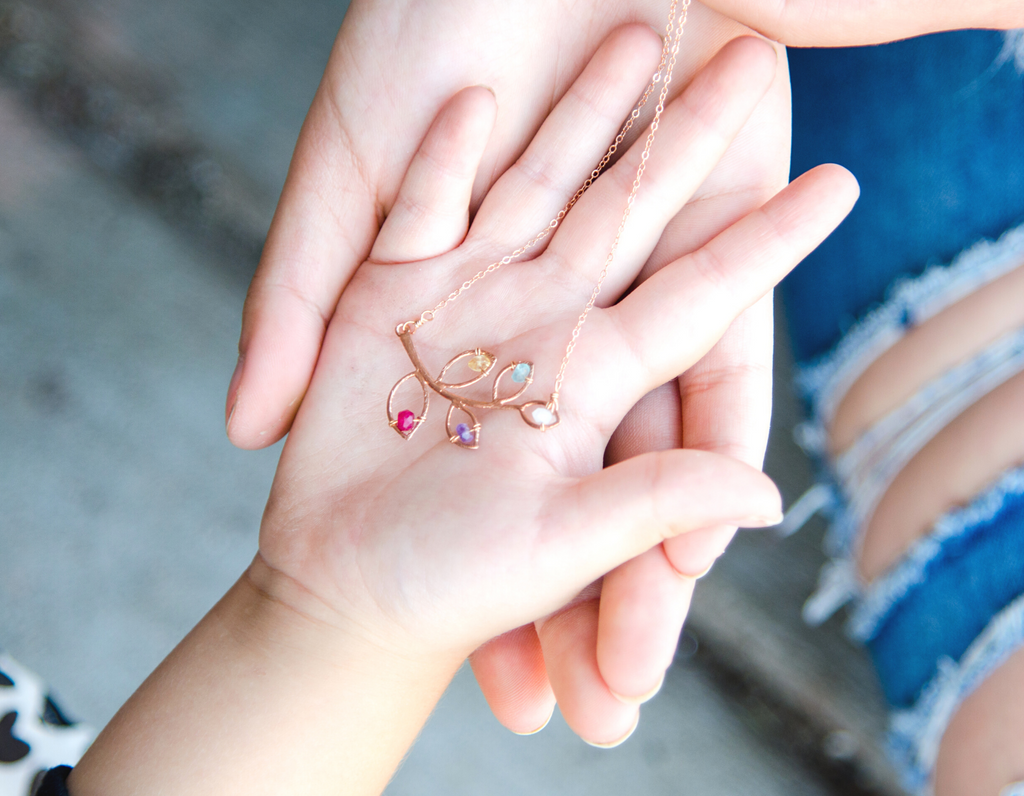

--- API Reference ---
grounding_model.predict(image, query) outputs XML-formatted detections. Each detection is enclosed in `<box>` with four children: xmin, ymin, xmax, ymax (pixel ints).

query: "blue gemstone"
<box><xmin>455</xmin><ymin>423</ymin><xmax>474</xmax><ymax>443</ymax></box>
<box><xmin>512</xmin><ymin>363</ymin><xmax>532</xmax><ymax>383</ymax></box>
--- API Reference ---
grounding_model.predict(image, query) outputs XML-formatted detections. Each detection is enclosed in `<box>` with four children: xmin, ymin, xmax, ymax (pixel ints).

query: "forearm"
<box><xmin>68</xmin><ymin>555</ymin><xmax>464</xmax><ymax>796</ymax></box>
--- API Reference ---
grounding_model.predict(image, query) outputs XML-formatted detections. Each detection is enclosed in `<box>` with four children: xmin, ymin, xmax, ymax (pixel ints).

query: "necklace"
<box><xmin>387</xmin><ymin>0</ymin><xmax>690</xmax><ymax>449</ymax></box>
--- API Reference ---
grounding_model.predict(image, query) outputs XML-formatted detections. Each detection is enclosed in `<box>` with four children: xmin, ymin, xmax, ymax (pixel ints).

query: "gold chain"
<box><xmin>551</xmin><ymin>0</ymin><xmax>689</xmax><ymax>405</ymax></box>
<box><xmin>403</xmin><ymin>0</ymin><xmax>689</xmax><ymax>349</ymax></box>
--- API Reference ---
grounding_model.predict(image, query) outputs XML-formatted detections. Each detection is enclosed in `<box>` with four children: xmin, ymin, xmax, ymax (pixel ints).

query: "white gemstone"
<box><xmin>531</xmin><ymin>406</ymin><xmax>556</xmax><ymax>427</ymax></box>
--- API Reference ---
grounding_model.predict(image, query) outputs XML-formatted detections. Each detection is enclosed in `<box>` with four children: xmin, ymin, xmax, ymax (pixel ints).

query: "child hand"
<box><xmin>255</xmin><ymin>33</ymin><xmax>857</xmax><ymax>743</ymax></box>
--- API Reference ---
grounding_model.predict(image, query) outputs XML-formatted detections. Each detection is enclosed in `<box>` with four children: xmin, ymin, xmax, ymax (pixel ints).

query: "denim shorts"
<box><xmin>781</xmin><ymin>30</ymin><xmax>1024</xmax><ymax>794</ymax></box>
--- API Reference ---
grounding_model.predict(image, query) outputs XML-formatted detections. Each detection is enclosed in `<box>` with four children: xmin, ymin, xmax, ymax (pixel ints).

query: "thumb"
<box><xmin>226</xmin><ymin>96</ymin><xmax>380</xmax><ymax>450</ymax></box>
<box><xmin>550</xmin><ymin>449</ymin><xmax>783</xmax><ymax>581</ymax></box>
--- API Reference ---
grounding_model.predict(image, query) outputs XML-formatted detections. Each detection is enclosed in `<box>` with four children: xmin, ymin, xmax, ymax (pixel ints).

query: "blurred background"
<box><xmin>0</xmin><ymin>1</ymin><xmax>898</xmax><ymax>793</ymax></box>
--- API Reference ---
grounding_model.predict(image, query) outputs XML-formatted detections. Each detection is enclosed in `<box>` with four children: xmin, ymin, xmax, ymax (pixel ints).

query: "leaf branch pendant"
<box><xmin>386</xmin><ymin>326</ymin><xmax>559</xmax><ymax>449</ymax></box>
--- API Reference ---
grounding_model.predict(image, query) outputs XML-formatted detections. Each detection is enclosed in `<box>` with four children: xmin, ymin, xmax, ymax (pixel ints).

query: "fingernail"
<box><xmin>225</xmin><ymin>354</ymin><xmax>244</xmax><ymax>433</ymax></box>
<box><xmin>691</xmin><ymin>561</ymin><xmax>715</xmax><ymax>579</ymax></box>
<box><xmin>672</xmin><ymin>518</ymin><xmax>748</xmax><ymax>577</ymax></box>
<box><xmin>731</xmin><ymin>511</ymin><xmax>784</xmax><ymax>529</ymax></box>
<box><xmin>611</xmin><ymin>672</ymin><xmax>665</xmax><ymax>705</ymax></box>
<box><xmin>584</xmin><ymin>711</ymin><xmax>640</xmax><ymax>749</ymax></box>
<box><xmin>511</xmin><ymin>707</ymin><xmax>554</xmax><ymax>736</ymax></box>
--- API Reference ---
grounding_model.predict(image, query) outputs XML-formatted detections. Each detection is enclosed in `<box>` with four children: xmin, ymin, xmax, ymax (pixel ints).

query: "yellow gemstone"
<box><xmin>467</xmin><ymin>352</ymin><xmax>492</xmax><ymax>372</ymax></box>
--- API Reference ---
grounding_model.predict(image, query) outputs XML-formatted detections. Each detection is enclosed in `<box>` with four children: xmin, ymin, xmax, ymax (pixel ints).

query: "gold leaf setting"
<box><xmin>387</xmin><ymin>329</ymin><xmax>556</xmax><ymax>449</ymax></box>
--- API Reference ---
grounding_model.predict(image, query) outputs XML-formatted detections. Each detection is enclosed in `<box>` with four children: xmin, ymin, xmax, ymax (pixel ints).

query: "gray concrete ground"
<box><xmin>0</xmin><ymin>1</ymin><xmax>899</xmax><ymax>794</ymax></box>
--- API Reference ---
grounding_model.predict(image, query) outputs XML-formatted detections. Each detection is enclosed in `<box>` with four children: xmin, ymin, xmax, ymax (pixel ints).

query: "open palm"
<box><xmin>255</xmin><ymin>32</ymin><xmax>857</xmax><ymax>744</ymax></box>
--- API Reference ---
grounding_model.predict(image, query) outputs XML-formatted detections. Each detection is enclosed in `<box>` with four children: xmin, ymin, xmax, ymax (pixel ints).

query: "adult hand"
<box><xmin>228</xmin><ymin>0</ymin><xmax>795</xmax><ymax>743</ymax></box>
<box><xmin>254</xmin><ymin>34</ymin><xmax>856</xmax><ymax>748</ymax></box>
<box><xmin>227</xmin><ymin>0</ymin><xmax>790</xmax><ymax>449</ymax></box>
<box><xmin>701</xmin><ymin>0</ymin><xmax>1023</xmax><ymax>46</ymax></box>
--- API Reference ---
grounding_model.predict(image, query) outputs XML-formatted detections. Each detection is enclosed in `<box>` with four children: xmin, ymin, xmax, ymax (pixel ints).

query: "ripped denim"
<box><xmin>781</xmin><ymin>25</ymin><xmax>1024</xmax><ymax>796</ymax></box>
<box><xmin>783</xmin><ymin>224</ymin><xmax>1024</xmax><ymax>794</ymax></box>
<box><xmin>795</xmin><ymin>224</ymin><xmax>1024</xmax><ymax>562</ymax></box>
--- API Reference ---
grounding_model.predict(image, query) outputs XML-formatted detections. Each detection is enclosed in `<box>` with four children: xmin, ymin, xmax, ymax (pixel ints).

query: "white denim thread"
<box><xmin>838</xmin><ymin>329</ymin><xmax>1024</xmax><ymax>554</ymax></box>
<box><xmin>793</xmin><ymin>223</ymin><xmax>1024</xmax><ymax>559</ymax></box>
<box><xmin>799</xmin><ymin>326</ymin><xmax>1024</xmax><ymax>627</ymax></box>
<box><xmin>1000</xmin><ymin>29</ymin><xmax>1024</xmax><ymax>73</ymax></box>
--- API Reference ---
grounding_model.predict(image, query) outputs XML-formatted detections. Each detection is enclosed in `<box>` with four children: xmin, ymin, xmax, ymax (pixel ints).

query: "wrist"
<box><xmin>70</xmin><ymin>561</ymin><xmax>465</xmax><ymax>796</ymax></box>
<box><xmin>241</xmin><ymin>551</ymin><xmax>470</xmax><ymax>675</ymax></box>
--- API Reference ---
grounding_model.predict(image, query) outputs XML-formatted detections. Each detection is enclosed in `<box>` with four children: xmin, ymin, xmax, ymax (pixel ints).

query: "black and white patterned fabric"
<box><xmin>0</xmin><ymin>655</ymin><xmax>91</xmax><ymax>796</ymax></box>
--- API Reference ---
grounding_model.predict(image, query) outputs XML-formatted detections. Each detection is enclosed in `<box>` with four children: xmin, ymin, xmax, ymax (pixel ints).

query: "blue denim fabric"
<box><xmin>867</xmin><ymin>488</ymin><xmax>1024</xmax><ymax>708</ymax></box>
<box><xmin>781</xmin><ymin>32</ymin><xmax>1024</xmax><ymax>787</ymax></box>
<box><xmin>783</xmin><ymin>30</ymin><xmax>1024</xmax><ymax>365</ymax></box>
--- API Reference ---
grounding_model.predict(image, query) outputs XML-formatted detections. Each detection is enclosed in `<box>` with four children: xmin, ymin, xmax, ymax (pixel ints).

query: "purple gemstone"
<box><xmin>455</xmin><ymin>422</ymin><xmax>474</xmax><ymax>443</ymax></box>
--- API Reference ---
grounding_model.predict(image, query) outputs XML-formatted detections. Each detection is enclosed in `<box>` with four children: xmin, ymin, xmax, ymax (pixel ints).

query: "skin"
<box><xmin>230</xmin><ymin>4</ymin><xmax>794</xmax><ymax>739</ymax></box>
<box><xmin>935</xmin><ymin>646</ymin><xmax>1024</xmax><ymax>796</ymax></box>
<box><xmin>858</xmin><ymin>368</ymin><xmax>1024</xmax><ymax>583</ymax></box>
<box><xmin>831</xmin><ymin>264</ymin><xmax>1024</xmax><ymax>458</ymax></box>
<box><xmin>225</xmin><ymin>0</ymin><xmax>1019</xmax><ymax>746</ymax></box>
<box><xmin>70</xmin><ymin>38</ymin><xmax>858</xmax><ymax>794</ymax></box>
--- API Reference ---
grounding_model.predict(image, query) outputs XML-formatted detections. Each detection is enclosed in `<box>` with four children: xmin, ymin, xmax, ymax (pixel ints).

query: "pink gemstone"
<box><xmin>397</xmin><ymin>410</ymin><xmax>416</xmax><ymax>433</ymax></box>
